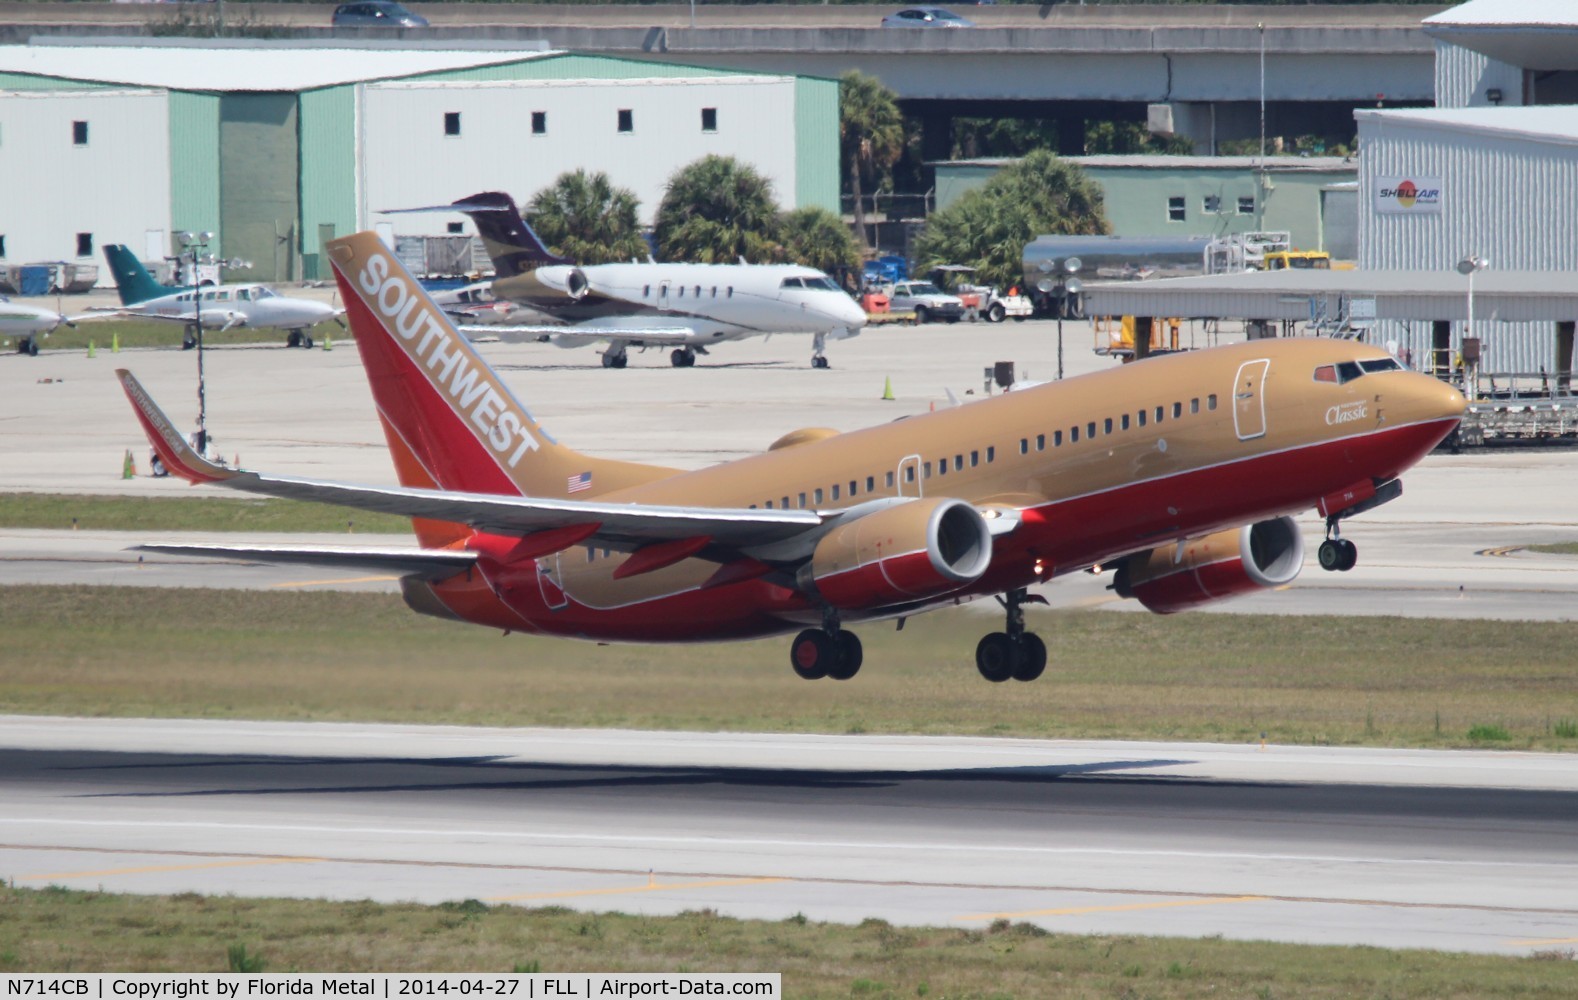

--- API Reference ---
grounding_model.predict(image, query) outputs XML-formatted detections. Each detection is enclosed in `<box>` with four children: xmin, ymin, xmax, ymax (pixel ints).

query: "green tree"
<box><xmin>839</xmin><ymin>70</ymin><xmax>905</xmax><ymax>248</ymax></box>
<box><xmin>912</xmin><ymin>149</ymin><xmax>1109</xmax><ymax>288</ymax></box>
<box><xmin>524</xmin><ymin>169</ymin><xmax>648</xmax><ymax>265</ymax></box>
<box><xmin>652</xmin><ymin>155</ymin><xmax>782</xmax><ymax>263</ymax></box>
<box><xmin>1085</xmin><ymin>120</ymin><xmax>1195</xmax><ymax>156</ymax></box>
<box><xmin>779</xmin><ymin>206</ymin><xmax>862</xmax><ymax>283</ymax></box>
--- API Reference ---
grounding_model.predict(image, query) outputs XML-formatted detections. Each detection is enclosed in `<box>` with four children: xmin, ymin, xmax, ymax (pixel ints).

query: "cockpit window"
<box><xmin>800</xmin><ymin>276</ymin><xmax>839</xmax><ymax>291</ymax></box>
<box><xmin>1313</xmin><ymin>365</ymin><xmax>1338</xmax><ymax>383</ymax></box>
<box><xmin>1337</xmin><ymin>361</ymin><xmax>1362</xmax><ymax>382</ymax></box>
<box><xmin>1360</xmin><ymin>358</ymin><xmax>1402</xmax><ymax>374</ymax></box>
<box><xmin>779</xmin><ymin>278</ymin><xmax>805</xmax><ymax>289</ymax></box>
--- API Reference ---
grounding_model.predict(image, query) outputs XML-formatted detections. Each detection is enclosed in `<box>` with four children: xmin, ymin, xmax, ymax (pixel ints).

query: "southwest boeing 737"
<box><xmin>118</xmin><ymin>231</ymin><xmax>1464</xmax><ymax>682</ymax></box>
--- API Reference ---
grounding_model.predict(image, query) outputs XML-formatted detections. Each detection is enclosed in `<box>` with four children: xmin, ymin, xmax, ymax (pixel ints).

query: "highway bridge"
<box><xmin>2</xmin><ymin>3</ymin><xmax>1442</xmax><ymax>151</ymax></box>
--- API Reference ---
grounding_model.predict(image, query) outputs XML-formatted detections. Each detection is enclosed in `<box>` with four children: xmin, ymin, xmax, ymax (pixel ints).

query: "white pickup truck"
<box><xmin>884</xmin><ymin>280</ymin><xmax>965</xmax><ymax>324</ymax></box>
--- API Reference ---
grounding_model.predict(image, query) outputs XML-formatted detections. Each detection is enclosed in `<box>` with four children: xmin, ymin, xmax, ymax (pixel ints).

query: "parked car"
<box><xmin>880</xmin><ymin>8</ymin><xmax>976</xmax><ymax>29</ymax></box>
<box><xmin>885</xmin><ymin>280</ymin><xmax>966</xmax><ymax>324</ymax></box>
<box><xmin>332</xmin><ymin>1</ymin><xmax>428</xmax><ymax>28</ymax></box>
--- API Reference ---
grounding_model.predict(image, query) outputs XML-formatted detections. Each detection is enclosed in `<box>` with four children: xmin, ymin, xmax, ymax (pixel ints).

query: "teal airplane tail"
<box><xmin>103</xmin><ymin>245</ymin><xmax>172</xmax><ymax>306</ymax></box>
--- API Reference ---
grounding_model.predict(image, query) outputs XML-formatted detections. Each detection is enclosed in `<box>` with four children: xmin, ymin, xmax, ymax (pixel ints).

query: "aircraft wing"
<box><xmin>118</xmin><ymin>369</ymin><xmax>824</xmax><ymax>551</ymax></box>
<box><xmin>133</xmin><ymin>543</ymin><xmax>476</xmax><ymax>580</ymax></box>
<box><xmin>463</xmin><ymin>324</ymin><xmax>701</xmax><ymax>346</ymax></box>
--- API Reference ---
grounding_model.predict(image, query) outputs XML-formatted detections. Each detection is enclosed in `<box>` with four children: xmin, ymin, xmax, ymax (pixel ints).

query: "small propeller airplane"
<box><xmin>117</xmin><ymin>231</ymin><xmax>1465</xmax><ymax>683</ymax></box>
<box><xmin>102</xmin><ymin>245</ymin><xmax>341</xmax><ymax>350</ymax></box>
<box><xmin>2</xmin><ymin>295</ymin><xmax>94</xmax><ymax>355</ymax></box>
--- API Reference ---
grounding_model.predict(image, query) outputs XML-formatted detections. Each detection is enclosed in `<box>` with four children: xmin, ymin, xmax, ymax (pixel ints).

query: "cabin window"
<box><xmin>1313</xmin><ymin>364</ymin><xmax>1338</xmax><ymax>383</ymax></box>
<box><xmin>954</xmin><ymin>455</ymin><xmax>963</xmax><ymax>471</ymax></box>
<box><xmin>969</xmin><ymin>451</ymin><xmax>979</xmax><ymax>467</ymax></box>
<box><xmin>1190</xmin><ymin>398</ymin><xmax>1200</xmax><ymax>414</ymax></box>
<box><xmin>848</xmin><ymin>480</ymin><xmax>858</xmax><ymax>497</ymax></box>
<box><xmin>617</xmin><ymin>109</ymin><xmax>634</xmax><ymax>133</ymax></box>
<box><xmin>1020</xmin><ymin>438</ymin><xmax>1029</xmax><ymax>455</ymax></box>
<box><xmin>0</xmin><ymin>235</ymin><xmax>7</xmax><ymax>257</ymax></box>
<box><xmin>1036</xmin><ymin>434</ymin><xmax>1045</xmax><ymax>451</ymax></box>
<box><xmin>1173</xmin><ymin>402</ymin><xmax>1183</xmax><ymax>418</ymax></box>
<box><xmin>1070</xmin><ymin>426</ymin><xmax>1080</xmax><ymax>443</ymax></box>
<box><xmin>814</xmin><ymin>488</ymin><xmax>824</xmax><ymax>504</ymax></box>
<box><xmin>923</xmin><ymin>462</ymin><xmax>932</xmax><ymax>479</ymax></box>
<box><xmin>1156</xmin><ymin>405</ymin><xmax>1165</xmax><ymax>423</ymax></box>
<box><xmin>1087</xmin><ymin>421</ymin><xmax>1097</xmax><ymax>439</ymax></box>
<box><xmin>781</xmin><ymin>496</ymin><xmax>790</xmax><ymax>508</ymax></box>
<box><xmin>677</xmin><ymin>286</ymin><xmax>684</xmax><ymax>298</ymax></box>
<box><xmin>72</xmin><ymin>121</ymin><xmax>88</xmax><ymax>145</ymax></box>
<box><xmin>1104</xmin><ymin>417</ymin><xmax>1113</xmax><ymax>434</ymax></box>
<box><xmin>1207</xmin><ymin>394</ymin><xmax>1218</xmax><ymax>411</ymax></box>
<box><xmin>694</xmin><ymin>285</ymin><xmax>702</xmax><ymax>298</ymax></box>
<box><xmin>443</xmin><ymin>112</ymin><xmax>461</xmax><ymax>136</ymax></box>
<box><xmin>831</xmin><ymin>485</ymin><xmax>840</xmax><ymax>501</ymax></box>
<box><xmin>1167</xmin><ymin>196</ymin><xmax>1185</xmax><ymax>222</ymax></box>
<box><xmin>986</xmin><ymin>446</ymin><xmax>995</xmax><ymax>462</ymax></box>
<box><xmin>711</xmin><ymin>287</ymin><xmax>718</xmax><ymax>298</ymax></box>
<box><xmin>936</xmin><ymin>459</ymin><xmax>947</xmax><ymax>477</ymax></box>
<box><xmin>1053</xmin><ymin>430</ymin><xmax>1063</xmax><ymax>446</ymax></box>
<box><xmin>1137</xmin><ymin>410</ymin><xmax>1147</xmax><ymax>427</ymax></box>
<box><xmin>531</xmin><ymin>111</ymin><xmax>547</xmax><ymax>135</ymax></box>
<box><xmin>748</xmin><ymin>504</ymin><xmax>757</xmax><ymax>510</ymax></box>
<box><xmin>701</xmin><ymin>107</ymin><xmax>718</xmax><ymax>132</ymax></box>
<box><xmin>798</xmin><ymin>492</ymin><xmax>807</xmax><ymax>508</ymax></box>
<box><xmin>75</xmin><ymin>233</ymin><xmax>93</xmax><ymax>257</ymax></box>
<box><xmin>1121</xmin><ymin>414</ymin><xmax>1131</xmax><ymax>431</ymax></box>
<box><xmin>866</xmin><ymin>476</ymin><xmax>876</xmax><ymax>492</ymax></box>
<box><xmin>727</xmin><ymin>287</ymin><xmax>734</xmax><ymax>297</ymax></box>
<box><xmin>765</xmin><ymin>500</ymin><xmax>773</xmax><ymax>508</ymax></box>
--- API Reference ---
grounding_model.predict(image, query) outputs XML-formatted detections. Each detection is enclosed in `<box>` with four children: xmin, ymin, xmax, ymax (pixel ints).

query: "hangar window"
<box><xmin>443</xmin><ymin>112</ymin><xmax>461</xmax><ymax>137</ymax></box>
<box><xmin>701</xmin><ymin>107</ymin><xmax>718</xmax><ymax>133</ymax></box>
<box><xmin>1238</xmin><ymin>196</ymin><xmax>1255</xmax><ymax>215</ymax></box>
<box><xmin>1203</xmin><ymin>194</ymin><xmax>1221</xmax><ymax>214</ymax></box>
<box><xmin>446</xmin><ymin>223</ymin><xmax>464</xmax><ymax>235</ymax></box>
<box><xmin>75</xmin><ymin>233</ymin><xmax>93</xmax><ymax>257</ymax></box>
<box><xmin>617</xmin><ymin>109</ymin><xmax>634</xmax><ymax>133</ymax></box>
<box><xmin>531</xmin><ymin>111</ymin><xmax>547</xmax><ymax>135</ymax></box>
<box><xmin>72</xmin><ymin>121</ymin><xmax>88</xmax><ymax>145</ymax></box>
<box><xmin>1167</xmin><ymin>196</ymin><xmax>1185</xmax><ymax>222</ymax></box>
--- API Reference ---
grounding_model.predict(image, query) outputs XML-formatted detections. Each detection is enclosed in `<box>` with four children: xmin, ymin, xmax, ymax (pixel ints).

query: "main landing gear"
<box><xmin>600</xmin><ymin>345</ymin><xmax>628</xmax><ymax>369</ymax></box>
<box><xmin>975</xmin><ymin>588</ymin><xmax>1048</xmax><ymax>683</ymax></box>
<box><xmin>789</xmin><ymin>610</ymin><xmax>863</xmax><ymax>681</ymax></box>
<box><xmin>286</xmin><ymin>329</ymin><xmax>315</xmax><ymax>349</ymax></box>
<box><xmin>670</xmin><ymin>347</ymin><xmax>697</xmax><ymax>368</ymax></box>
<box><xmin>1318</xmin><ymin>520</ymin><xmax>1358</xmax><ymax>572</ymax></box>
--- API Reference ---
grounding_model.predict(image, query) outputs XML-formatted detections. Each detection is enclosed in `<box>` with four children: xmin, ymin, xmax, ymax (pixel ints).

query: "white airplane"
<box><xmin>1</xmin><ymin>295</ymin><xmax>92</xmax><ymax>355</ymax></box>
<box><xmin>103</xmin><ymin>245</ymin><xmax>340</xmax><ymax>350</ymax></box>
<box><xmin>389</xmin><ymin>192</ymin><xmax>868</xmax><ymax>369</ymax></box>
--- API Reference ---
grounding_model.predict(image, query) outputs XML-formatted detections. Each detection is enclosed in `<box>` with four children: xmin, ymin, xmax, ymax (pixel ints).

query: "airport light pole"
<box><xmin>1037</xmin><ymin>258</ymin><xmax>1083</xmax><ymax>381</ymax></box>
<box><xmin>1456</xmin><ymin>254</ymin><xmax>1488</xmax><ymax>400</ymax></box>
<box><xmin>177</xmin><ymin>230</ymin><xmax>215</xmax><ymax>457</ymax></box>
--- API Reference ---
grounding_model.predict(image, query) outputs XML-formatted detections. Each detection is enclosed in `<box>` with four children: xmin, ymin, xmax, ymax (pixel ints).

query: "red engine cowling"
<box><xmin>1113</xmin><ymin>516</ymin><xmax>1304</xmax><ymax>614</ymax></box>
<box><xmin>807</xmin><ymin>498</ymin><xmax>992</xmax><ymax>610</ymax></box>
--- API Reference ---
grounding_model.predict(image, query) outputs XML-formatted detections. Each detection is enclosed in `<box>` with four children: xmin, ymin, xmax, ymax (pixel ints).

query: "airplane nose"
<box><xmin>840</xmin><ymin>297</ymin><xmax>868</xmax><ymax>329</ymax></box>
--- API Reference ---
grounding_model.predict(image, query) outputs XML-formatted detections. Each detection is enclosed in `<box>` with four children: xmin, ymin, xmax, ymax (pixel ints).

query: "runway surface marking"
<box><xmin>268</xmin><ymin>575</ymin><xmax>398</xmax><ymax>589</ymax></box>
<box><xmin>1508</xmin><ymin>936</ymin><xmax>1578</xmax><ymax>947</ymax></box>
<box><xmin>957</xmin><ymin>895</ymin><xmax>1265</xmax><ymax>922</ymax></box>
<box><xmin>488</xmin><ymin>876</ymin><xmax>787</xmax><ymax>903</ymax></box>
<box><xmin>19</xmin><ymin>856</ymin><xmax>322</xmax><ymax>880</ymax></box>
<box><xmin>6</xmin><ymin>817</ymin><xmax>1573</xmax><ymax>871</ymax></box>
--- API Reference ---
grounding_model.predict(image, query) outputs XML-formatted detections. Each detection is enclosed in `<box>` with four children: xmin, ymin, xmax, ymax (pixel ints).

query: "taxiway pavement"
<box><xmin>2</xmin><ymin>717</ymin><xmax>1574</xmax><ymax>956</ymax></box>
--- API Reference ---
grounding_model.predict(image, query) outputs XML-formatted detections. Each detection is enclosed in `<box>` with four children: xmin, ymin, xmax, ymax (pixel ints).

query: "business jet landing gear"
<box><xmin>1318</xmin><ymin>520</ymin><xmax>1358</xmax><ymax>572</ymax></box>
<box><xmin>975</xmin><ymin>588</ymin><xmax>1048</xmax><ymax>682</ymax></box>
<box><xmin>16</xmin><ymin>336</ymin><xmax>39</xmax><ymax>356</ymax></box>
<box><xmin>811</xmin><ymin>331</ymin><xmax>831</xmax><ymax>369</ymax></box>
<box><xmin>670</xmin><ymin>347</ymin><xmax>697</xmax><ymax>368</ymax></box>
<box><xmin>182</xmin><ymin>325</ymin><xmax>198</xmax><ymax>351</ymax></box>
<box><xmin>600</xmin><ymin>346</ymin><xmax>628</xmax><ymax>369</ymax></box>
<box><xmin>790</xmin><ymin>612</ymin><xmax>863</xmax><ymax>681</ymax></box>
<box><xmin>286</xmin><ymin>329</ymin><xmax>315</xmax><ymax>350</ymax></box>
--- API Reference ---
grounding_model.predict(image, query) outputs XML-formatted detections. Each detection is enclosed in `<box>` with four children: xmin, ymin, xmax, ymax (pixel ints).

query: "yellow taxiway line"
<box><xmin>488</xmin><ymin>876</ymin><xmax>786</xmax><ymax>903</ymax></box>
<box><xmin>21</xmin><ymin>857</ymin><xmax>322</xmax><ymax>880</ymax></box>
<box><xmin>958</xmin><ymin>895</ymin><xmax>1265</xmax><ymax>922</ymax></box>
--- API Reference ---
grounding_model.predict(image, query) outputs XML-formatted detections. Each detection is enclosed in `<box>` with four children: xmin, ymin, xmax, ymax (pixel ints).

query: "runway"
<box><xmin>2</xmin><ymin>717</ymin><xmax>1575</xmax><ymax>956</ymax></box>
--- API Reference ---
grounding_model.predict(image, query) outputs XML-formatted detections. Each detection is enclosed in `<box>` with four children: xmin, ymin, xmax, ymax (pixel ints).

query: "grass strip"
<box><xmin>0</xmin><ymin>886</ymin><xmax>1572</xmax><ymax>996</ymax></box>
<box><xmin>1527</xmin><ymin>542</ymin><xmax>1578</xmax><ymax>556</ymax></box>
<box><xmin>9</xmin><ymin>317</ymin><xmax>342</xmax><ymax>353</ymax></box>
<box><xmin>0</xmin><ymin>493</ymin><xmax>408</xmax><ymax>534</ymax></box>
<box><xmin>3</xmin><ymin>585</ymin><xmax>1576</xmax><ymax>749</ymax></box>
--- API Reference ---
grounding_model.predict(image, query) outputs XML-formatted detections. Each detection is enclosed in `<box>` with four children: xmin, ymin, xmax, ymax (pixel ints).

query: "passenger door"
<box><xmin>1233</xmin><ymin>359</ymin><xmax>1270</xmax><ymax>441</ymax></box>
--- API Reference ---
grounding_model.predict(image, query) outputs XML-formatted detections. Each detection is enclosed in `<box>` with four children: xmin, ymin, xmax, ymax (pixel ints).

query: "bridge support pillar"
<box><xmin>1557</xmin><ymin>320</ymin><xmax>1574</xmax><ymax>395</ymax></box>
<box><xmin>1148</xmin><ymin>102</ymin><xmax>1261</xmax><ymax>155</ymax></box>
<box><xmin>1056</xmin><ymin>114</ymin><xmax>1086</xmax><ymax>156</ymax></box>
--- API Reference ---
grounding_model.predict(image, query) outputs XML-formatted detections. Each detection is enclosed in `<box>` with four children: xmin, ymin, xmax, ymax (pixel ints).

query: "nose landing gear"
<box><xmin>975</xmin><ymin>588</ymin><xmax>1049</xmax><ymax>682</ymax></box>
<box><xmin>811</xmin><ymin>331</ymin><xmax>831</xmax><ymax>369</ymax></box>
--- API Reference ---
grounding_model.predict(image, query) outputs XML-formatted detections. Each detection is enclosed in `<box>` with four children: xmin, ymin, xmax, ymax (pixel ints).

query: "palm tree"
<box><xmin>913</xmin><ymin>149</ymin><xmax>1109</xmax><ymax>288</ymax></box>
<box><xmin>779</xmin><ymin>206</ymin><xmax>862</xmax><ymax>285</ymax></box>
<box><xmin>839</xmin><ymin>70</ymin><xmax>904</xmax><ymax>249</ymax></box>
<box><xmin>653</xmin><ymin>155</ymin><xmax>782</xmax><ymax>263</ymax></box>
<box><xmin>525</xmin><ymin>170</ymin><xmax>648</xmax><ymax>264</ymax></box>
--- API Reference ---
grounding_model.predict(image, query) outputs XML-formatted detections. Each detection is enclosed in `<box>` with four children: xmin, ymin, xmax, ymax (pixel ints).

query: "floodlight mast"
<box><xmin>176</xmin><ymin>230</ymin><xmax>214</xmax><ymax>456</ymax></box>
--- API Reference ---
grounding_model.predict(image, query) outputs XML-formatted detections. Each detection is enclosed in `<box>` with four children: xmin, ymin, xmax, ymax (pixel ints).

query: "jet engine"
<box><xmin>805</xmin><ymin>497</ymin><xmax>992</xmax><ymax>610</ymax></box>
<box><xmin>1112</xmin><ymin>515</ymin><xmax>1304</xmax><ymax>614</ymax></box>
<box><xmin>492</xmin><ymin>265</ymin><xmax>591</xmax><ymax>306</ymax></box>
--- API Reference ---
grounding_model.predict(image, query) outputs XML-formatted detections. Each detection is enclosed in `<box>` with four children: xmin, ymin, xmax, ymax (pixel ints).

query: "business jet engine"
<box><xmin>1112</xmin><ymin>515</ymin><xmax>1304</xmax><ymax>614</ymax></box>
<box><xmin>492</xmin><ymin>265</ymin><xmax>591</xmax><ymax>307</ymax></box>
<box><xmin>804</xmin><ymin>497</ymin><xmax>993</xmax><ymax>610</ymax></box>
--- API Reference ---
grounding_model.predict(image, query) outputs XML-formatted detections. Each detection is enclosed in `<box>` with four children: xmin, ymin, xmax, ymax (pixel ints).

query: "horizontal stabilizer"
<box><xmin>134</xmin><ymin>543</ymin><xmax>476</xmax><ymax>580</ymax></box>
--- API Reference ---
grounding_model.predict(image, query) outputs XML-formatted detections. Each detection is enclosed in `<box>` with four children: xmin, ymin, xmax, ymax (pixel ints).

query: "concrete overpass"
<box><xmin>1</xmin><ymin>4</ymin><xmax>1442</xmax><ymax>152</ymax></box>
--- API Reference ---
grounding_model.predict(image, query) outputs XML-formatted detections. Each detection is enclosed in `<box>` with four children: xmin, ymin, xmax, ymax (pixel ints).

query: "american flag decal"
<box><xmin>567</xmin><ymin>471</ymin><xmax>593</xmax><ymax>494</ymax></box>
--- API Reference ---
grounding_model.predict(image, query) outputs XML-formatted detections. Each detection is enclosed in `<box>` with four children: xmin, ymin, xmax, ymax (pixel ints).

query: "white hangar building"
<box><xmin>0</xmin><ymin>38</ymin><xmax>839</xmax><ymax>283</ymax></box>
<box><xmin>1349</xmin><ymin>0</ymin><xmax>1578</xmax><ymax>375</ymax></box>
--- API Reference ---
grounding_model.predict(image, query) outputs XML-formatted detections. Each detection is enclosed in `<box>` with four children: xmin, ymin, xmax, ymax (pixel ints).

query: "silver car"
<box><xmin>880</xmin><ymin>8</ymin><xmax>977</xmax><ymax>29</ymax></box>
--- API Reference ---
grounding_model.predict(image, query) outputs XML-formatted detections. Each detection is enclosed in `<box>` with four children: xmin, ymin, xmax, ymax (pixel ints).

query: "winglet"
<box><xmin>115</xmin><ymin>369</ymin><xmax>236</xmax><ymax>485</ymax></box>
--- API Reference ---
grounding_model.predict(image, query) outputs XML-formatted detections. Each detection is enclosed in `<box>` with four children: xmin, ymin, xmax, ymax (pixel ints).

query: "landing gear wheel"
<box><xmin>1011</xmin><ymin>633</ymin><xmax>1047</xmax><ymax>682</ymax></box>
<box><xmin>20</xmin><ymin>336</ymin><xmax>38</xmax><ymax>356</ymax></box>
<box><xmin>1337</xmin><ymin>538</ymin><xmax>1357</xmax><ymax>571</ymax></box>
<box><xmin>828</xmin><ymin>631</ymin><xmax>863</xmax><ymax>680</ymax></box>
<box><xmin>612</xmin><ymin>353</ymin><xmax>628</xmax><ymax>369</ymax></box>
<box><xmin>304</xmin><ymin>335</ymin><xmax>315</xmax><ymax>350</ymax></box>
<box><xmin>182</xmin><ymin>331</ymin><xmax>198</xmax><ymax>351</ymax></box>
<box><xmin>790</xmin><ymin>628</ymin><xmax>834</xmax><ymax>680</ymax></box>
<box><xmin>975</xmin><ymin>633</ymin><xmax>1014</xmax><ymax>683</ymax></box>
<box><xmin>811</xmin><ymin>355</ymin><xmax>830</xmax><ymax>370</ymax></box>
<box><xmin>1318</xmin><ymin>538</ymin><xmax>1358</xmax><ymax>572</ymax></box>
<box><xmin>988</xmin><ymin>303</ymin><xmax>1006</xmax><ymax>324</ymax></box>
<box><xmin>670</xmin><ymin>348</ymin><xmax>695</xmax><ymax>368</ymax></box>
<box><xmin>913</xmin><ymin>305</ymin><xmax>929</xmax><ymax>326</ymax></box>
<box><xmin>285</xmin><ymin>330</ymin><xmax>301</xmax><ymax>349</ymax></box>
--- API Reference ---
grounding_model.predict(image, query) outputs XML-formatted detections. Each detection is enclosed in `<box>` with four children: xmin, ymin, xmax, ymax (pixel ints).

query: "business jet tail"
<box><xmin>385</xmin><ymin>191</ymin><xmax>571</xmax><ymax>276</ymax></box>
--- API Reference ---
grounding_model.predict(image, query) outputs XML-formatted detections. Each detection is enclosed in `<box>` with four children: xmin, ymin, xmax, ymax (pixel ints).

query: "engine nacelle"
<box><xmin>1113</xmin><ymin>516</ymin><xmax>1304</xmax><ymax>614</ymax></box>
<box><xmin>807</xmin><ymin>498</ymin><xmax>992</xmax><ymax>610</ymax></box>
<box><xmin>492</xmin><ymin>265</ymin><xmax>591</xmax><ymax>306</ymax></box>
